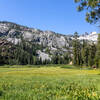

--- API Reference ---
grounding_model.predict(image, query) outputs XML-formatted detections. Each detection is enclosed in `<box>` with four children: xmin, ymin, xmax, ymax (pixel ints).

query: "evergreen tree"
<box><xmin>73</xmin><ymin>32</ymin><xmax>82</xmax><ymax>66</ymax></box>
<box><xmin>95</xmin><ymin>34</ymin><xmax>100</xmax><ymax>68</ymax></box>
<box><xmin>75</xmin><ymin>0</ymin><xmax>100</xmax><ymax>24</ymax></box>
<box><xmin>83</xmin><ymin>44</ymin><xmax>90</xmax><ymax>66</ymax></box>
<box><xmin>88</xmin><ymin>43</ymin><xmax>96</xmax><ymax>67</ymax></box>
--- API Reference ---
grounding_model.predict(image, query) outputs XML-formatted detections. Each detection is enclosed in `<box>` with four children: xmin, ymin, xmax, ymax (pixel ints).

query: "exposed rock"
<box><xmin>0</xmin><ymin>21</ymin><xmax>98</xmax><ymax>61</ymax></box>
<box><xmin>0</xmin><ymin>21</ymin><xmax>72</xmax><ymax>60</ymax></box>
<box><xmin>37</xmin><ymin>50</ymin><xmax>51</xmax><ymax>61</ymax></box>
<box><xmin>78</xmin><ymin>32</ymin><xmax>98</xmax><ymax>42</ymax></box>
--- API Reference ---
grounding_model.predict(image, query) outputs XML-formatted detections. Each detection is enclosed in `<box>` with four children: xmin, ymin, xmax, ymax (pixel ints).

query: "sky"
<box><xmin>0</xmin><ymin>0</ymin><xmax>99</xmax><ymax>35</ymax></box>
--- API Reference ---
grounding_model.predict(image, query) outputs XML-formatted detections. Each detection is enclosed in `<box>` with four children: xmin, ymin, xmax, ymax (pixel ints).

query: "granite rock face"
<box><xmin>0</xmin><ymin>21</ymin><xmax>73</xmax><ymax>61</ymax></box>
<box><xmin>0</xmin><ymin>21</ymin><xmax>98</xmax><ymax>61</ymax></box>
<box><xmin>78</xmin><ymin>32</ymin><xmax>98</xmax><ymax>42</ymax></box>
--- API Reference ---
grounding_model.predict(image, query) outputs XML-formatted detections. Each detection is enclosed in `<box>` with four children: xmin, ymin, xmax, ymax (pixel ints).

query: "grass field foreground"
<box><xmin>0</xmin><ymin>65</ymin><xmax>100</xmax><ymax>100</ymax></box>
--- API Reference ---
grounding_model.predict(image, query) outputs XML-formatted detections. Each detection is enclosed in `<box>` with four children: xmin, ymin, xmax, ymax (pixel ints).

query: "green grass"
<box><xmin>0</xmin><ymin>65</ymin><xmax>100</xmax><ymax>100</ymax></box>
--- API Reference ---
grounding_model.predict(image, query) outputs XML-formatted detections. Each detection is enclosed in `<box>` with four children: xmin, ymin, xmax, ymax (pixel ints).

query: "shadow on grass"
<box><xmin>0</xmin><ymin>64</ymin><xmax>94</xmax><ymax>70</ymax></box>
<box><xmin>0</xmin><ymin>64</ymin><xmax>62</xmax><ymax>68</ymax></box>
<box><xmin>61</xmin><ymin>65</ymin><xmax>94</xmax><ymax>70</ymax></box>
<box><xmin>60</xmin><ymin>65</ymin><xmax>78</xmax><ymax>69</ymax></box>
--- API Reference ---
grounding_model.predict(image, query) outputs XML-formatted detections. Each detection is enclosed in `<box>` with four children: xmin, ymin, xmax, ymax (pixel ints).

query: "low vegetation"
<box><xmin>0</xmin><ymin>65</ymin><xmax>100</xmax><ymax>100</ymax></box>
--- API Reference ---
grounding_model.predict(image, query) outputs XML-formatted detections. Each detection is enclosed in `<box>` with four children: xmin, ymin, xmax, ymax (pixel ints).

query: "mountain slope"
<box><xmin>0</xmin><ymin>21</ymin><xmax>98</xmax><ymax>61</ymax></box>
<box><xmin>0</xmin><ymin>21</ymin><xmax>73</xmax><ymax>61</ymax></box>
<box><xmin>78</xmin><ymin>32</ymin><xmax>98</xmax><ymax>42</ymax></box>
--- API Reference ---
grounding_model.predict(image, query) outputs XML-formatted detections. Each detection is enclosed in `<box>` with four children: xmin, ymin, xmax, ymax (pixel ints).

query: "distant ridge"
<box><xmin>0</xmin><ymin>21</ymin><xmax>98</xmax><ymax>61</ymax></box>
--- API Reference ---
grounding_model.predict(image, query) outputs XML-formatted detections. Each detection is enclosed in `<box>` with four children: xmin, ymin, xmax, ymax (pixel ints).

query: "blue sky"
<box><xmin>0</xmin><ymin>0</ymin><xmax>98</xmax><ymax>35</ymax></box>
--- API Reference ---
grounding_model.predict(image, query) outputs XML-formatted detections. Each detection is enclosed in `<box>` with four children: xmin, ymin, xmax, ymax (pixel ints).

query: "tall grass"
<box><xmin>0</xmin><ymin>65</ymin><xmax>100</xmax><ymax>100</ymax></box>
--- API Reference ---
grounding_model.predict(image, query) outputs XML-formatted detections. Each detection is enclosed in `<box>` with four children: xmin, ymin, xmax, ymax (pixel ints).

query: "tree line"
<box><xmin>73</xmin><ymin>32</ymin><xmax>100</xmax><ymax>68</ymax></box>
<box><xmin>0</xmin><ymin>38</ymin><xmax>71</xmax><ymax>65</ymax></box>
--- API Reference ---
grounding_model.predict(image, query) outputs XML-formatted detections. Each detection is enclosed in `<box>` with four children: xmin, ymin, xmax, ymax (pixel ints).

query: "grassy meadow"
<box><xmin>0</xmin><ymin>65</ymin><xmax>100</xmax><ymax>100</ymax></box>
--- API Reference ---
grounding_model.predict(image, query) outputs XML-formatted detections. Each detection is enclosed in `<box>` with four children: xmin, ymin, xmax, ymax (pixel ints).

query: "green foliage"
<box><xmin>75</xmin><ymin>0</ymin><xmax>100</xmax><ymax>24</ymax></box>
<box><xmin>0</xmin><ymin>81</ymin><xmax>98</xmax><ymax>100</ymax></box>
<box><xmin>83</xmin><ymin>43</ymin><xmax>90</xmax><ymax>66</ymax></box>
<box><xmin>0</xmin><ymin>38</ymin><xmax>50</xmax><ymax>65</ymax></box>
<box><xmin>73</xmin><ymin>32</ymin><xmax>82</xmax><ymax>66</ymax></box>
<box><xmin>89</xmin><ymin>43</ymin><xmax>96</xmax><ymax>67</ymax></box>
<box><xmin>95</xmin><ymin>34</ymin><xmax>100</xmax><ymax>68</ymax></box>
<box><xmin>0</xmin><ymin>88</ymin><xmax>3</xmax><ymax>97</ymax></box>
<box><xmin>0</xmin><ymin>66</ymin><xmax>100</xmax><ymax>100</ymax></box>
<box><xmin>0</xmin><ymin>36</ymin><xmax>72</xmax><ymax>65</ymax></box>
<box><xmin>72</xmin><ymin>33</ymin><xmax>96</xmax><ymax>67</ymax></box>
<box><xmin>52</xmin><ymin>53</ymin><xmax>71</xmax><ymax>64</ymax></box>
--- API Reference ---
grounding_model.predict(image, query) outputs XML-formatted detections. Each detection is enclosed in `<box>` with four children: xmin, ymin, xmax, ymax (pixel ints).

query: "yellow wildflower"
<box><xmin>92</xmin><ymin>92</ymin><xmax>97</xmax><ymax>97</ymax></box>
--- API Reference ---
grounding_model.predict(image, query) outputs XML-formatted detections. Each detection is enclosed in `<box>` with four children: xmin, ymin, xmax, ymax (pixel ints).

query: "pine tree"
<box><xmin>81</xmin><ymin>40</ymin><xmax>87</xmax><ymax>65</ymax></box>
<box><xmin>84</xmin><ymin>45</ymin><xmax>90</xmax><ymax>66</ymax></box>
<box><xmin>88</xmin><ymin>43</ymin><xmax>96</xmax><ymax>67</ymax></box>
<box><xmin>95</xmin><ymin>34</ymin><xmax>100</xmax><ymax>68</ymax></box>
<box><xmin>73</xmin><ymin>32</ymin><xmax>82</xmax><ymax>66</ymax></box>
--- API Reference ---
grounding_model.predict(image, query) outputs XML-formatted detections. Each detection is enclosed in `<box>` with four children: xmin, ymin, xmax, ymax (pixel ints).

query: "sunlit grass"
<box><xmin>0</xmin><ymin>65</ymin><xmax>100</xmax><ymax>100</ymax></box>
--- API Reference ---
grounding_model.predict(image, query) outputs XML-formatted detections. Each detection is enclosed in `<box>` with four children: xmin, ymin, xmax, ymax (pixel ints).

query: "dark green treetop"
<box><xmin>75</xmin><ymin>0</ymin><xmax>100</xmax><ymax>24</ymax></box>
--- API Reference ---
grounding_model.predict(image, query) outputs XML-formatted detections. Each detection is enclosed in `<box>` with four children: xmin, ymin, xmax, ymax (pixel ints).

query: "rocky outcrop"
<box><xmin>0</xmin><ymin>38</ymin><xmax>16</xmax><ymax>58</ymax></box>
<box><xmin>78</xmin><ymin>32</ymin><xmax>98</xmax><ymax>42</ymax></box>
<box><xmin>37</xmin><ymin>50</ymin><xmax>51</xmax><ymax>61</ymax></box>
<box><xmin>0</xmin><ymin>21</ymin><xmax>73</xmax><ymax>61</ymax></box>
<box><xmin>0</xmin><ymin>21</ymin><xmax>98</xmax><ymax>61</ymax></box>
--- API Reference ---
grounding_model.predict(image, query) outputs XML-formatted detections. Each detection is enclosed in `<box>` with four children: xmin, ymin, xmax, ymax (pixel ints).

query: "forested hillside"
<box><xmin>0</xmin><ymin>21</ymin><xmax>99</xmax><ymax>67</ymax></box>
<box><xmin>0</xmin><ymin>21</ymin><xmax>72</xmax><ymax>65</ymax></box>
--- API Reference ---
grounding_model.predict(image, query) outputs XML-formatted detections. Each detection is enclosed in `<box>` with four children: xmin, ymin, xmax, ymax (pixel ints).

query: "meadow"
<box><xmin>0</xmin><ymin>65</ymin><xmax>100</xmax><ymax>100</ymax></box>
